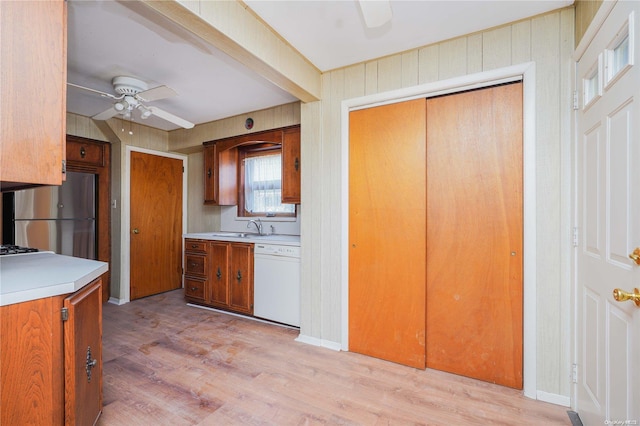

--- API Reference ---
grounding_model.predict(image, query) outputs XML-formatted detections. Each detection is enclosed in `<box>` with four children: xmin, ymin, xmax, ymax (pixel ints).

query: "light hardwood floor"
<box><xmin>99</xmin><ymin>290</ymin><xmax>570</xmax><ymax>425</ymax></box>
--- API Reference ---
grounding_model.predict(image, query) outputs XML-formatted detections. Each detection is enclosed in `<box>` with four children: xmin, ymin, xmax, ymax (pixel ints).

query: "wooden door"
<box><xmin>576</xmin><ymin>2</ymin><xmax>640</xmax><ymax>422</ymax></box>
<box><xmin>349</xmin><ymin>99</ymin><xmax>427</xmax><ymax>368</ymax></box>
<box><xmin>425</xmin><ymin>83</ymin><xmax>523</xmax><ymax>388</ymax></box>
<box><xmin>130</xmin><ymin>151</ymin><xmax>183</xmax><ymax>300</ymax></box>
<box><xmin>64</xmin><ymin>278</ymin><xmax>102</xmax><ymax>426</ymax></box>
<box><xmin>229</xmin><ymin>243</ymin><xmax>254</xmax><ymax>315</ymax></box>
<box><xmin>209</xmin><ymin>241</ymin><xmax>230</xmax><ymax>307</ymax></box>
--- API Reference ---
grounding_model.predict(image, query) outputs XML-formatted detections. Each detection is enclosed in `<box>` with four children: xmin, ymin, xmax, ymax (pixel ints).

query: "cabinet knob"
<box><xmin>236</xmin><ymin>270</ymin><xmax>242</xmax><ymax>282</ymax></box>
<box><xmin>190</xmin><ymin>286</ymin><xmax>198</xmax><ymax>292</ymax></box>
<box><xmin>207</xmin><ymin>168</ymin><xmax>212</xmax><ymax>178</ymax></box>
<box><xmin>80</xmin><ymin>146</ymin><xmax>86</xmax><ymax>158</ymax></box>
<box><xmin>217</xmin><ymin>266</ymin><xmax>222</xmax><ymax>280</ymax></box>
<box><xmin>294</xmin><ymin>157</ymin><xmax>299</xmax><ymax>172</ymax></box>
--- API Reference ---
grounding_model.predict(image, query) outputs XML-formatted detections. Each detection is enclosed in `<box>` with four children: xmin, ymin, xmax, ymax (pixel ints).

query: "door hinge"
<box><xmin>572</xmin><ymin>227</ymin><xmax>579</xmax><ymax>247</ymax></box>
<box><xmin>182</xmin><ymin>166</ymin><xmax>185</xmax><ymax>173</ymax></box>
<box><xmin>61</xmin><ymin>307</ymin><xmax>69</xmax><ymax>322</ymax></box>
<box><xmin>572</xmin><ymin>91</ymin><xmax>579</xmax><ymax>110</ymax></box>
<box><xmin>62</xmin><ymin>159</ymin><xmax>67</xmax><ymax>174</ymax></box>
<box><xmin>571</xmin><ymin>363</ymin><xmax>578</xmax><ymax>384</ymax></box>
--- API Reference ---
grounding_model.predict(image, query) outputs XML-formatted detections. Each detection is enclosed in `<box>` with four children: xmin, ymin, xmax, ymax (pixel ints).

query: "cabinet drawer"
<box><xmin>67</xmin><ymin>139</ymin><xmax>105</xmax><ymax>167</ymax></box>
<box><xmin>185</xmin><ymin>253</ymin><xmax>207</xmax><ymax>276</ymax></box>
<box><xmin>185</xmin><ymin>239</ymin><xmax>207</xmax><ymax>253</ymax></box>
<box><xmin>184</xmin><ymin>277</ymin><xmax>206</xmax><ymax>300</ymax></box>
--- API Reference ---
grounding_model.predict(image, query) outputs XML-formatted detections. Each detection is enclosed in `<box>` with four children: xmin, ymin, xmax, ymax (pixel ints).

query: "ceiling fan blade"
<box><xmin>359</xmin><ymin>0</ymin><xmax>392</xmax><ymax>28</ymax></box>
<box><xmin>136</xmin><ymin>85</ymin><xmax>177</xmax><ymax>102</ymax></box>
<box><xmin>92</xmin><ymin>106</ymin><xmax>119</xmax><ymax>120</ymax></box>
<box><xmin>147</xmin><ymin>106</ymin><xmax>194</xmax><ymax>129</ymax></box>
<box><xmin>67</xmin><ymin>82</ymin><xmax>120</xmax><ymax>100</ymax></box>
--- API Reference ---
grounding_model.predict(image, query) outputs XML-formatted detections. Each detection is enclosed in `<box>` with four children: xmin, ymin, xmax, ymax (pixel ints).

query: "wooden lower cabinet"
<box><xmin>227</xmin><ymin>243</ymin><xmax>254</xmax><ymax>315</ymax></box>
<box><xmin>184</xmin><ymin>239</ymin><xmax>253</xmax><ymax>315</ymax></box>
<box><xmin>0</xmin><ymin>278</ymin><xmax>103</xmax><ymax>425</ymax></box>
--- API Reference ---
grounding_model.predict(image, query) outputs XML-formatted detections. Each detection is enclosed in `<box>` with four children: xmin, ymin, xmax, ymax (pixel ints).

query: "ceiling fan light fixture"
<box><xmin>114</xmin><ymin>101</ymin><xmax>127</xmax><ymax>112</ymax></box>
<box><xmin>139</xmin><ymin>106</ymin><xmax>152</xmax><ymax>119</ymax></box>
<box><xmin>359</xmin><ymin>0</ymin><xmax>392</xmax><ymax>28</ymax></box>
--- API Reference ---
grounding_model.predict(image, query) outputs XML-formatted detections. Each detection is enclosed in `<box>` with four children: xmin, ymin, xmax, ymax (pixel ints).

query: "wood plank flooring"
<box><xmin>98</xmin><ymin>290</ymin><xmax>570</xmax><ymax>425</ymax></box>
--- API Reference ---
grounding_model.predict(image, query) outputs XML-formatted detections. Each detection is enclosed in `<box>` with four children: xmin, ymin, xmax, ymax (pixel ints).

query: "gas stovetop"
<box><xmin>0</xmin><ymin>245</ymin><xmax>40</xmax><ymax>256</ymax></box>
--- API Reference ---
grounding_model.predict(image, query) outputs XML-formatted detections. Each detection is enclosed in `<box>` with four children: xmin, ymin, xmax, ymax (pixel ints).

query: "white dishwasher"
<box><xmin>253</xmin><ymin>243</ymin><xmax>301</xmax><ymax>327</ymax></box>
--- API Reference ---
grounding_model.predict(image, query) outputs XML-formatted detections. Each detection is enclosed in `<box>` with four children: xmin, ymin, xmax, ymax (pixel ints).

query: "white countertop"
<box><xmin>0</xmin><ymin>252</ymin><xmax>109</xmax><ymax>306</ymax></box>
<box><xmin>184</xmin><ymin>232</ymin><xmax>300</xmax><ymax>246</ymax></box>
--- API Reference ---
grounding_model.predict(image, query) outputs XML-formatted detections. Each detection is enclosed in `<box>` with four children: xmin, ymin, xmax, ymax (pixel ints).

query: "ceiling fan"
<box><xmin>68</xmin><ymin>76</ymin><xmax>195</xmax><ymax>129</ymax></box>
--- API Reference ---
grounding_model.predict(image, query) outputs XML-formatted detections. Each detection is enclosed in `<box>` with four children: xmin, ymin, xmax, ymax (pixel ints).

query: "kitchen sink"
<box><xmin>207</xmin><ymin>232</ymin><xmax>253</xmax><ymax>238</ymax></box>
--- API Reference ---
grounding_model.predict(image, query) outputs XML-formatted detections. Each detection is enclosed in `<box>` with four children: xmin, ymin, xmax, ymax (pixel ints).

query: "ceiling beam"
<box><xmin>139</xmin><ymin>0</ymin><xmax>321</xmax><ymax>103</ymax></box>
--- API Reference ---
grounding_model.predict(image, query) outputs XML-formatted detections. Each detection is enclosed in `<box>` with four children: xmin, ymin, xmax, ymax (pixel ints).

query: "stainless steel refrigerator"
<box><xmin>11</xmin><ymin>171</ymin><xmax>96</xmax><ymax>259</ymax></box>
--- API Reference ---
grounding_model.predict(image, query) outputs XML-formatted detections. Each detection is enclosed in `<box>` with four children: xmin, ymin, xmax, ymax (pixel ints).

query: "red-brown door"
<box><xmin>130</xmin><ymin>151</ymin><xmax>183</xmax><ymax>300</ymax></box>
<box><xmin>425</xmin><ymin>82</ymin><xmax>523</xmax><ymax>388</ymax></box>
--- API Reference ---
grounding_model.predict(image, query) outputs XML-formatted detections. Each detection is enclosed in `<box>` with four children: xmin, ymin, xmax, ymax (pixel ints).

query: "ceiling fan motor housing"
<box><xmin>112</xmin><ymin>76</ymin><xmax>148</xmax><ymax>96</ymax></box>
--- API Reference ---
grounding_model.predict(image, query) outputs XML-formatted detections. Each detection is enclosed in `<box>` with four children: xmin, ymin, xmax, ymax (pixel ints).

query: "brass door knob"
<box><xmin>132</xmin><ymin>228</ymin><xmax>139</xmax><ymax>234</ymax></box>
<box><xmin>629</xmin><ymin>248</ymin><xmax>640</xmax><ymax>265</ymax></box>
<box><xmin>613</xmin><ymin>288</ymin><xmax>640</xmax><ymax>307</ymax></box>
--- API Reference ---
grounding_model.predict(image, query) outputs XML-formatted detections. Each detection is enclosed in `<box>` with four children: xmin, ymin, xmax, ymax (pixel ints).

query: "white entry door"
<box><xmin>576</xmin><ymin>1</ymin><xmax>640</xmax><ymax>424</ymax></box>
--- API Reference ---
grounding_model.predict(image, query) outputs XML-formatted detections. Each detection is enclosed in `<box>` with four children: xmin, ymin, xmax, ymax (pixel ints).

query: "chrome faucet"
<box><xmin>247</xmin><ymin>218</ymin><xmax>263</xmax><ymax>235</ymax></box>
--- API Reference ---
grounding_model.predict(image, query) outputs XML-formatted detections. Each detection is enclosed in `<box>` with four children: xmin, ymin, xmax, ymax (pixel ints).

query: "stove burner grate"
<box><xmin>0</xmin><ymin>245</ymin><xmax>40</xmax><ymax>256</ymax></box>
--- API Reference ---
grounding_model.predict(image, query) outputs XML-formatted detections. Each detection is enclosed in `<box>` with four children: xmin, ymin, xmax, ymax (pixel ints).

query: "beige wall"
<box><xmin>300</xmin><ymin>8</ymin><xmax>575</xmax><ymax>400</ymax></box>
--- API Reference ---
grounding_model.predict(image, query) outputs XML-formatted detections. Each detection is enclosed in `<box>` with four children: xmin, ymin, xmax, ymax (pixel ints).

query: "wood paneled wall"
<box><xmin>301</xmin><ymin>7</ymin><xmax>574</xmax><ymax>400</ymax></box>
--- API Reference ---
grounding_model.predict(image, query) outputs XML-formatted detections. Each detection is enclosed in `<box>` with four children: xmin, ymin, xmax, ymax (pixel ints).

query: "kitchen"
<box><xmin>1</xmin><ymin>0</ymin><xmax>637</xmax><ymax>424</ymax></box>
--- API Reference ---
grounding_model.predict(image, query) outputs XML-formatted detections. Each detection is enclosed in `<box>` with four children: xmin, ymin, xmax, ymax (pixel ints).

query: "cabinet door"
<box><xmin>0</xmin><ymin>0</ymin><xmax>66</xmax><ymax>190</ymax></box>
<box><xmin>281</xmin><ymin>127</ymin><xmax>301</xmax><ymax>203</ymax></box>
<box><xmin>209</xmin><ymin>242</ymin><xmax>230</xmax><ymax>307</ymax></box>
<box><xmin>0</xmin><ymin>295</ymin><xmax>65</xmax><ymax>425</ymax></box>
<box><xmin>64</xmin><ymin>278</ymin><xmax>102</xmax><ymax>426</ymax></box>
<box><xmin>229</xmin><ymin>243</ymin><xmax>254</xmax><ymax>314</ymax></box>
<box><xmin>203</xmin><ymin>145</ymin><xmax>217</xmax><ymax>204</ymax></box>
<box><xmin>203</xmin><ymin>145</ymin><xmax>238</xmax><ymax>206</ymax></box>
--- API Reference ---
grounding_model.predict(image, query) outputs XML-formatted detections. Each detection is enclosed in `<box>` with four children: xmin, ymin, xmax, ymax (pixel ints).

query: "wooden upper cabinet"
<box><xmin>0</xmin><ymin>0</ymin><xmax>67</xmax><ymax>191</ymax></box>
<box><xmin>202</xmin><ymin>125</ymin><xmax>301</xmax><ymax>205</ymax></box>
<box><xmin>66</xmin><ymin>137</ymin><xmax>106</xmax><ymax>168</ymax></box>
<box><xmin>203</xmin><ymin>144</ymin><xmax>238</xmax><ymax>206</ymax></box>
<box><xmin>282</xmin><ymin>127</ymin><xmax>301</xmax><ymax>204</ymax></box>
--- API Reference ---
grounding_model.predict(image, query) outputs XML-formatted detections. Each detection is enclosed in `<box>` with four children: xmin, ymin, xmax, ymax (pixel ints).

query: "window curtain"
<box><xmin>244</xmin><ymin>154</ymin><xmax>295</xmax><ymax>214</ymax></box>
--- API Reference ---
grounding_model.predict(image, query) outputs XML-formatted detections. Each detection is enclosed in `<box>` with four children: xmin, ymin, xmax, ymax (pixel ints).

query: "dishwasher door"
<box><xmin>253</xmin><ymin>249</ymin><xmax>300</xmax><ymax>327</ymax></box>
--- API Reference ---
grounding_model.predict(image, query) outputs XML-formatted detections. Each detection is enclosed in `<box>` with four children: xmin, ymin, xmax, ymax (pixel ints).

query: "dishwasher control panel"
<box><xmin>254</xmin><ymin>243</ymin><xmax>300</xmax><ymax>258</ymax></box>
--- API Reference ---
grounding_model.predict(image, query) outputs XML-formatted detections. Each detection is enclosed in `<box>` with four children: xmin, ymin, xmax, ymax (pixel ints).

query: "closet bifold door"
<box><xmin>349</xmin><ymin>98</ymin><xmax>427</xmax><ymax>369</ymax></box>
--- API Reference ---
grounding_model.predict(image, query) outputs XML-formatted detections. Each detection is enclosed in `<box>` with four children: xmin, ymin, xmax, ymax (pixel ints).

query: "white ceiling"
<box><xmin>66</xmin><ymin>0</ymin><xmax>573</xmax><ymax>131</ymax></box>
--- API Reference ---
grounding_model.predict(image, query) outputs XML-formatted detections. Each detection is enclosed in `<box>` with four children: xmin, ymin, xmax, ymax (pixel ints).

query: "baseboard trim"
<box><xmin>536</xmin><ymin>390</ymin><xmax>570</xmax><ymax>407</ymax></box>
<box><xmin>186</xmin><ymin>303</ymin><xmax>299</xmax><ymax>330</ymax></box>
<box><xmin>108</xmin><ymin>297</ymin><xmax>127</xmax><ymax>305</ymax></box>
<box><xmin>295</xmin><ymin>334</ymin><xmax>342</xmax><ymax>351</ymax></box>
